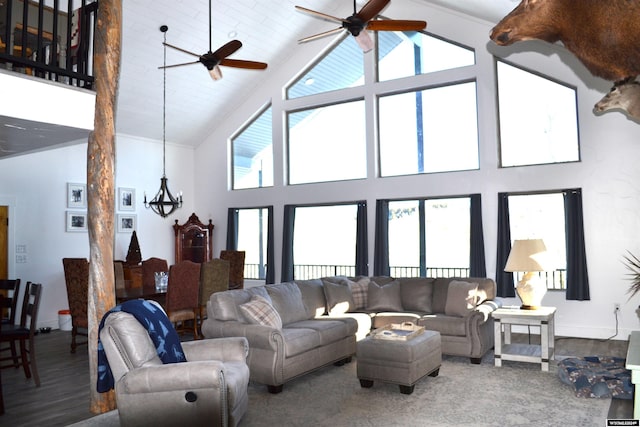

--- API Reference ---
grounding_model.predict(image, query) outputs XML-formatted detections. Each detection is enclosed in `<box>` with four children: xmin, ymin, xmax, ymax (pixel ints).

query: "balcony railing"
<box><xmin>0</xmin><ymin>0</ymin><xmax>97</xmax><ymax>88</ymax></box>
<box><xmin>244</xmin><ymin>262</ymin><xmax>567</xmax><ymax>290</ymax></box>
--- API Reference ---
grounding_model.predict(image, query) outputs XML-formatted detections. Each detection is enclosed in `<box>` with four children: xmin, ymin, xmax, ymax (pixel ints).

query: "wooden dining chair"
<box><xmin>0</xmin><ymin>279</ymin><xmax>22</xmax><ymax>368</ymax></box>
<box><xmin>62</xmin><ymin>258</ymin><xmax>89</xmax><ymax>353</ymax></box>
<box><xmin>198</xmin><ymin>258</ymin><xmax>229</xmax><ymax>330</ymax></box>
<box><xmin>166</xmin><ymin>260</ymin><xmax>201</xmax><ymax>339</ymax></box>
<box><xmin>141</xmin><ymin>257</ymin><xmax>169</xmax><ymax>291</ymax></box>
<box><xmin>220</xmin><ymin>250</ymin><xmax>246</xmax><ymax>290</ymax></box>
<box><xmin>114</xmin><ymin>261</ymin><xmax>126</xmax><ymax>290</ymax></box>
<box><xmin>0</xmin><ymin>282</ymin><xmax>43</xmax><ymax>387</ymax></box>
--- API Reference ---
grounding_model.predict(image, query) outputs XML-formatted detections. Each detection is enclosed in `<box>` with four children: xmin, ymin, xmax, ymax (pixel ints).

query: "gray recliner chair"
<box><xmin>99</xmin><ymin>304</ymin><xmax>250</xmax><ymax>427</ymax></box>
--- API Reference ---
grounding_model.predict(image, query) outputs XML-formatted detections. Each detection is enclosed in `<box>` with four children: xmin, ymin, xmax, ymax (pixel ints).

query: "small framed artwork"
<box><xmin>67</xmin><ymin>183</ymin><xmax>87</xmax><ymax>209</ymax></box>
<box><xmin>117</xmin><ymin>214</ymin><xmax>137</xmax><ymax>233</ymax></box>
<box><xmin>66</xmin><ymin>211</ymin><xmax>88</xmax><ymax>232</ymax></box>
<box><xmin>118</xmin><ymin>187</ymin><xmax>136</xmax><ymax>211</ymax></box>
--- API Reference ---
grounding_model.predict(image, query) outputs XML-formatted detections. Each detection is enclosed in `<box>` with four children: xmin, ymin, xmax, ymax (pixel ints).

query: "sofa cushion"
<box><xmin>347</xmin><ymin>277</ymin><xmax>370</xmax><ymax>310</ymax></box>
<box><xmin>444</xmin><ymin>280</ymin><xmax>479</xmax><ymax>317</ymax></box>
<box><xmin>367</xmin><ymin>280</ymin><xmax>403</xmax><ymax>312</ymax></box>
<box><xmin>323</xmin><ymin>280</ymin><xmax>355</xmax><ymax>315</ymax></box>
<box><xmin>239</xmin><ymin>295</ymin><xmax>282</xmax><ymax>329</ymax></box>
<box><xmin>419</xmin><ymin>314</ymin><xmax>467</xmax><ymax>337</ymax></box>
<box><xmin>211</xmin><ymin>286</ymin><xmax>271</xmax><ymax>322</ymax></box>
<box><xmin>281</xmin><ymin>327</ymin><xmax>321</xmax><ymax>358</ymax></box>
<box><xmin>295</xmin><ymin>279</ymin><xmax>327</xmax><ymax>318</ymax></box>
<box><xmin>287</xmin><ymin>319</ymin><xmax>353</xmax><ymax>346</ymax></box>
<box><xmin>398</xmin><ymin>277</ymin><xmax>434</xmax><ymax>313</ymax></box>
<box><xmin>266</xmin><ymin>282</ymin><xmax>309</xmax><ymax>325</ymax></box>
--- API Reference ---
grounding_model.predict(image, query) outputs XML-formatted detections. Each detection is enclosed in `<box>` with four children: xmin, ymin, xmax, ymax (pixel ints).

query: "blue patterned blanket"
<box><xmin>97</xmin><ymin>299</ymin><xmax>186</xmax><ymax>392</ymax></box>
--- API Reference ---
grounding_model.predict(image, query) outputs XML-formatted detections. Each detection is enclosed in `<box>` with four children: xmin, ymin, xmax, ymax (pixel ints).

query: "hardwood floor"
<box><xmin>0</xmin><ymin>330</ymin><xmax>634</xmax><ymax>425</ymax></box>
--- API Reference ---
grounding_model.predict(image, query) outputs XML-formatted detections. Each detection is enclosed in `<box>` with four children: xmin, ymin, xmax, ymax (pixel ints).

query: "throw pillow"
<box><xmin>266</xmin><ymin>282</ymin><xmax>309</xmax><ymax>325</ymax></box>
<box><xmin>323</xmin><ymin>280</ymin><xmax>355</xmax><ymax>315</ymax></box>
<box><xmin>347</xmin><ymin>277</ymin><xmax>370</xmax><ymax>310</ymax></box>
<box><xmin>239</xmin><ymin>295</ymin><xmax>283</xmax><ymax>329</ymax></box>
<box><xmin>399</xmin><ymin>278</ymin><xmax>434</xmax><ymax>313</ymax></box>
<box><xmin>366</xmin><ymin>280</ymin><xmax>403</xmax><ymax>312</ymax></box>
<box><xmin>444</xmin><ymin>280</ymin><xmax>479</xmax><ymax>317</ymax></box>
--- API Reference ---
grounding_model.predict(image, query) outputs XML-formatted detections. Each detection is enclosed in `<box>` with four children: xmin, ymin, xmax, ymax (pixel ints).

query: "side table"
<box><xmin>493</xmin><ymin>306</ymin><xmax>556</xmax><ymax>372</ymax></box>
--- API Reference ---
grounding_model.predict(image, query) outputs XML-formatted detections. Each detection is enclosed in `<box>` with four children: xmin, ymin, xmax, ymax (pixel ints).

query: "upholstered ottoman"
<box><xmin>356</xmin><ymin>330</ymin><xmax>441</xmax><ymax>394</ymax></box>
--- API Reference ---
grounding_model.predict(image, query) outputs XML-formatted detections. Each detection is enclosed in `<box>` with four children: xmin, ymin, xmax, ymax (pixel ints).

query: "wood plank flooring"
<box><xmin>0</xmin><ymin>330</ymin><xmax>634</xmax><ymax>425</ymax></box>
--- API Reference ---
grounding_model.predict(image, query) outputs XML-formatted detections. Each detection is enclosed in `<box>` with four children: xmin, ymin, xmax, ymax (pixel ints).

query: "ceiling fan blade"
<box><xmin>213</xmin><ymin>40</ymin><xmax>243</xmax><ymax>59</ymax></box>
<box><xmin>158</xmin><ymin>60</ymin><xmax>201</xmax><ymax>69</ymax></box>
<box><xmin>298</xmin><ymin>27</ymin><xmax>345</xmax><ymax>43</ymax></box>
<box><xmin>295</xmin><ymin>5</ymin><xmax>347</xmax><ymax>24</ymax></box>
<box><xmin>163</xmin><ymin>42</ymin><xmax>201</xmax><ymax>58</ymax></box>
<box><xmin>366</xmin><ymin>20</ymin><xmax>427</xmax><ymax>32</ymax></box>
<box><xmin>220</xmin><ymin>58</ymin><xmax>268</xmax><ymax>70</ymax></box>
<box><xmin>357</xmin><ymin>0</ymin><xmax>390</xmax><ymax>23</ymax></box>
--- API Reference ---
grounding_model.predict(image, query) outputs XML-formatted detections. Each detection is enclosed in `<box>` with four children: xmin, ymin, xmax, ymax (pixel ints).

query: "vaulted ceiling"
<box><xmin>0</xmin><ymin>0</ymin><xmax>520</xmax><ymax>159</ymax></box>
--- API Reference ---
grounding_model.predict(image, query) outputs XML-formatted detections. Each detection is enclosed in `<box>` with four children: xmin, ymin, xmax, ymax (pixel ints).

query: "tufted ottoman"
<box><xmin>357</xmin><ymin>329</ymin><xmax>441</xmax><ymax>394</ymax></box>
<box><xmin>557</xmin><ymin>356</ymin><xmax>632</xmax><ymax>399</ymax></box>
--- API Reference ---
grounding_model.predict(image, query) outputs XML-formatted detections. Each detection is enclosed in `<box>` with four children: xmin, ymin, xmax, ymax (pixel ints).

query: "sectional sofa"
<box><xmin>201</xmin><ymin>276</ymin><xmax>500</xmax><ymax>393</ymax></box>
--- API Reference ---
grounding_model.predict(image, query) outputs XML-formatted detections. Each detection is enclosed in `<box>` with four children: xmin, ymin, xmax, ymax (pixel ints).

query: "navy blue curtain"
<box><xmin>374</xmin><ymin>200</ymin><xmax>390</xmax><ymax>276</ymax></box>
<box><xmin>265</xmin><ymin>206</ymin><xmax>275</xmax><ymax>284</ymax></box>
<box><xmin>226</xmin><ymin>208</ymin><xmax>239</xmax><ymax>250</ymax></box>
<box><xmin>469</xmin><ymin>194</ymin><xmax>486</xmax><ymax>277</ymax></box>
<box><xmin>281</xmin><ymin>205</ymin><xmax>295</xmax><ymax>282</ymax></box>
<box><xmin>355</xmin><ymin>202</ymin><xmax>369</xmax><ymax>276</ymax></box>
<box><xmin>564</xmin><ymin>189</ymin><xmax>590</xmax><ymax>300</ymax></box>
<box><xmin>496</xmin><ymin>193</ymin><xmax>515</xmax><ymax>297</ymax></box>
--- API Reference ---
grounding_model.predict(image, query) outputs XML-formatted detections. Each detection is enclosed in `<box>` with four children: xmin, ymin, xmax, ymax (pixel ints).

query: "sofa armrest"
<box><xmin>118</xmin><ymin>360</ymin><xmax>226</xmax><ymax>394</ymax></box>
<box><xmin>473</xmin><ymin>299</ymin><xmax>502</xmax><ymax>322</ymax></box>
<box><xmin>202</xmin><ymin>318</ymin><xmax>284</xmax><ymax>352</ymax></box>
<box><xmin>182</xmin><ymin>337</ymin><xmax>249</xmax><ymax>362</ymax></box>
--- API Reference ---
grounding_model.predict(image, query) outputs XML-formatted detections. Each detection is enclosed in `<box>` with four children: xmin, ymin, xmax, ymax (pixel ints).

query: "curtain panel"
<box><xmin>470</xmin><ymin>194</ymin><xmax>487</xmax><ymax>277</ymax></box>
<box><xmin>374</xmin><ymin>200</ymin><xmax>390</xmax><ymax>276</ymax></box>
<box><xmin>355</xmin><ymin>202</ymin><xmax>369</xmax><ymax>276</ymax></box>
<box><xmin>281</xmin><ymin>205</ymin><xmax>296</xmax><ymax>282</ymax></box>
<box><xmin>496</xmin><ymin>193</ymin><xmax>515</xmax><ymax>297</ymax></box>
<box><xmin>226</xmin><ymin>208</ymin><xmax>239</xmax><ymax>250</ymax></box>
<box><xmin>563</xmin><ymin>189</ymin><xmax>590</xmax><ymax>300</ymax></box>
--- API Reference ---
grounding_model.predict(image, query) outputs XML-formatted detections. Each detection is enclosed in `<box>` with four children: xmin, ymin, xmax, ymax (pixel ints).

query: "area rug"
<box><xmin>71</xmin><ymin>355</ymin><xmax>610</xmax><ymax>427</ymax></box>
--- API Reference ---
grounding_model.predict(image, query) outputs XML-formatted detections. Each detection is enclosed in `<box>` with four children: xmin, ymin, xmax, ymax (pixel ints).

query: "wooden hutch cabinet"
<box><xmin>173</xmin><ymin>213</ymin><xmax>214</xmax><ymax>264</ymax></box>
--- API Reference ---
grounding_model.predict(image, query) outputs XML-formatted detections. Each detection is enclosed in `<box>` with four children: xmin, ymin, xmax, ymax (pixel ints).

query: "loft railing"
<box><xmin>0</xmin><ymin>0</ymin><xmax>97</xmax><ymax>88</ymax></box>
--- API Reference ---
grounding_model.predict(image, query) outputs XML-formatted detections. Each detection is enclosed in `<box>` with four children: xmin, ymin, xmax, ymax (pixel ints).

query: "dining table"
<box><xmin>115</xmin><ymin>286</ymin><xmax>166</xmax><ymax>307</ymax></box>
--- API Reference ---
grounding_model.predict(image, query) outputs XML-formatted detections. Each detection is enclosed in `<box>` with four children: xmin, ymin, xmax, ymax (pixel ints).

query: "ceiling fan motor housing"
<box><xmin>344</xmin><ymin>16</ymin><xmax>365</xmax><ymax>36</ymax></box>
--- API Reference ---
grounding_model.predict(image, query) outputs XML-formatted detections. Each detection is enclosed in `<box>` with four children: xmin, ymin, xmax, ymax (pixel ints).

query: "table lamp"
<box><xmin>504</xmin><ymin>239</ymin><xmax>550</xmax><ymax>310</ymax></box>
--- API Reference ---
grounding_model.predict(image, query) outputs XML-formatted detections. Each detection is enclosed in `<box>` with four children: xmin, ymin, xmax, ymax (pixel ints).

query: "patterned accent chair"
<box><xmin>141</xmin><ymin>257</ymin><xmax>169</xmax><ymax>291</ymax></box>
<box><xmin>199</xmin><ymin>258</ymin><xmax>230</xmax><ymax>329</ymax></box>
<box><xmin>166</xmin><ymin>260</ymin><xmax>201</xmax><ymax>338</ymax></box>
<box><xmin>62</xmin><ymin>258</ymin><xmax>89</xmax><ymax>353</ymax></box>
<box><xmin>220</xmin><ymin>250</ymin><xmax>245</xmax><ymax>290</ymax></box>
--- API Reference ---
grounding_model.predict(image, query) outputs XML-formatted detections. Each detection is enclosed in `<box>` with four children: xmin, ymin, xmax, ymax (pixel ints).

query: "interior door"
<box><xmin>0</xmin><ymin>206</ymin><xmax>6</xmax><ymax>279</ymax></box>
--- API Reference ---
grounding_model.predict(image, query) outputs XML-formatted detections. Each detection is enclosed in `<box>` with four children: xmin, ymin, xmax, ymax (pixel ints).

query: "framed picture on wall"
<box><xmin>67</xmin><ymin>183</ymin><xmax>87</xmax><ymax>209</ymax></box>
<box><xmin>66</xmin><ymin>211</ymin><xmax>88</xmax><ymax>232</ymax></box>
<box><xmin>117</xmin><ymin>214</ymin><xmax>137</xmax><ymax>233</ymax></box>
<box><xmin>118</xmin><ymin>187</ymin><xmax>136</xmax><ymax>211</ymax></box>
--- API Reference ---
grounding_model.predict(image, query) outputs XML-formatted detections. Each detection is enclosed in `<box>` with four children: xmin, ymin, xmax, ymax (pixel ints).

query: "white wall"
<box><xmin>0</xmin><ymin>134</ymin><xmax>195</xmax><ymax>329</ymax></box>
<box><xmin>193</xmin><ymin>2</ymin><xmax>640</xmax><ymax>341</ymax></box>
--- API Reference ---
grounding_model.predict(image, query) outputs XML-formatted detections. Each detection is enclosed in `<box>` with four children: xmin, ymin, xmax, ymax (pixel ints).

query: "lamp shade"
<box><xmin>504</xmin><ymin>239</ymin><xmax>549</xmax><ymax>272</ymax></box>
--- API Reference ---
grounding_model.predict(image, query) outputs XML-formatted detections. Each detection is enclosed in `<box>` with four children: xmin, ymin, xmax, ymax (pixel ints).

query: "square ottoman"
<box><xmin>356</xmin><ymin>329</ymin><xmax>441</xmax><ymax>394</ymax></box>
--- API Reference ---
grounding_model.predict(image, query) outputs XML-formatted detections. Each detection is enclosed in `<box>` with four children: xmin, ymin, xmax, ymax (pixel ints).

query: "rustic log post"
<box><xmin>87</xmin><ymin>0</ymin><xmax>122</xmax><ymax>414</ymax></box>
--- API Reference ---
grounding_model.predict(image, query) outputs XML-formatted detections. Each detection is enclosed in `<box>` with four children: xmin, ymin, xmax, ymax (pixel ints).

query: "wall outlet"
<box><xmin>614</xmin><ymin>303</ymin><xmax>621</xmax><ymax>313</ymax></box>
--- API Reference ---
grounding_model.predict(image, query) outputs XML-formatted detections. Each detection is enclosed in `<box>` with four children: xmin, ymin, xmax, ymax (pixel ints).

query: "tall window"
<box><xmin>235</xmin><ymin>207</ymin><xmax>271</xmax><ymax>280</ymax></box>
<box><xmin>377</xmin><ymin>30</ymin><xmax>475</xmax><ymax>81</ymax></box>
<box><xmin>231</xmin><ymin>105</ymin><xmax>273</xmax><ymax>190</ymax></box>
<box><xmin>379</xmin><ymin>82</ymin><xmax>479</xmax><ymax>177</ymax></box>
<box><xmin>508</xmin><ymin>193</ymin><xmax>567</xmax><ymax>290</ymax></box>
<box><xmin>497</xmin><ymin>61</ymin><xmax>580</xmax><ymax>167</ymax></box>
<box><xmin>388</xmin><ymin>197</ymin><xmax>471</xmax><ymax>277</ymax></box>
<box><xmin>290</xmin><ymin>204</ymin><xmax>359</xmax><ymax>279</ymax></box>
<box><xmin>288</xmin><ymin>100</ymin><xmax>367</xmax><ymax>184</ymax></box>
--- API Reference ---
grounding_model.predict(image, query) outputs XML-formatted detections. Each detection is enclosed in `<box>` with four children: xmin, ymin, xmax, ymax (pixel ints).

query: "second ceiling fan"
<box><xmin>159</xmin><ymin>0</ymin><xmax>267</xmax><ymax>81</ymax></box>
<box><xmin>296</xmin><ymin>0</ymin><xmax>427</xmax><ymax>52</ymax></box>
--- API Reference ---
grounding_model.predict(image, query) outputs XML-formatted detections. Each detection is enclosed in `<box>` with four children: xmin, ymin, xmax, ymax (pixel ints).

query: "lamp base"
<box><xmin>515</xmin><ymin>272</ymin><xmax>547</xmax><ymax>310</ymax></box>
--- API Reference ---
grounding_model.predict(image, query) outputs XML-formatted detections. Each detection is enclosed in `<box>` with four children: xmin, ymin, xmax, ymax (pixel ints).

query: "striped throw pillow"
<box><xmin>239</xmin><ymin>295</ymin><xmax>282</xmax><ymax>329</ymax></box>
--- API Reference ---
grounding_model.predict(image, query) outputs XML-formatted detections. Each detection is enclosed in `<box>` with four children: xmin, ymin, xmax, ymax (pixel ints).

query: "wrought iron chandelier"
<box><xmin>144</xmin><ymin>25</ymin><xmax>183</xmax><ymax>218</ymax></box>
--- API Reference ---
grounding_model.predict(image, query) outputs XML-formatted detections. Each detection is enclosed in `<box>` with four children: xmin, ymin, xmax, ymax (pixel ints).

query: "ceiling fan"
<box><xmin>296</xmin><ymin>0</ymin><xmax>427</xmax><ymax>52</ymax></box>
<box><xmin>159</xmin><ymin>0</ymin><xmax>267</xmax><ymax>81</ymax></box>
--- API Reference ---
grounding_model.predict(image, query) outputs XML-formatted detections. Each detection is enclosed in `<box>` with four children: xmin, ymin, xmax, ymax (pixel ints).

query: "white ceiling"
<box><xmin>0</xmin><ymin>0</ymin><xmax>521</xmax><ymax>158</ymax></box>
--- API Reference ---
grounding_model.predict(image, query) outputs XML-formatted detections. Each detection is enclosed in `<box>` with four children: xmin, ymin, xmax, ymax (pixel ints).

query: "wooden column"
<box><xmin>87</xmin><ymin>0</ymin><xmax>122</xmax><ymax>414</ymax></box>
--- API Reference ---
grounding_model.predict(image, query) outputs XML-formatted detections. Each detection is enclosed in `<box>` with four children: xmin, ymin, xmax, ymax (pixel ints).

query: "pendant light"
<box><xmin>144</xmin><ymin>25</ymin><xmax>183</xmax><ymax>218</ymax></box>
